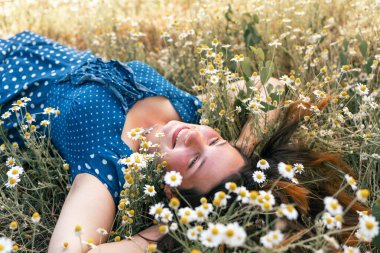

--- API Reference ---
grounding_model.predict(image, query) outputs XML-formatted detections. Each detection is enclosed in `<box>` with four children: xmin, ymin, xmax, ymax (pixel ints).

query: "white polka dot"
<box><xmin>37</xmin><ymin>92</ymin><xmax>42</xmax><ymax>97</ymax></box>
<box><xmin>90</xmin><ymin>154</ymin><xmax>95</xmax><ymax>158</ymax></box>
<box><xmin>102</xmin><ymin>159</ymin><xmax>107</xmax><ymax>165</ymax></box>
<box><xmin>103</xmin><ymin>183</ymin><xmax>108</xmax><ymax>189</ymax></box>
<box><xmin>85</xmin><ymin>163</ymin><xmax>91</xmax><ymax>169</ymax></box>
<box><xmin>114</xmin><ymin>192</ymin><xmax>118</xmax><ymax>197</ymax></box>
<box><xmin>78</xmin><ymin>165</ymin><xmax>81</xmax><ymax>170</ymax></box>
<box><xmin>4</xmin><ymin>85</ymin><xmax>9</xmax><ymax>90</ymax></box>
<box><xmin>95</xmin><ymin>169</ymin><xmax>99</xmax><ymax>174</ymax></box>
<box><xmin>107</xmin><ymin>174</ymin><xmax>113</xmax><ymax>181</ymax></box>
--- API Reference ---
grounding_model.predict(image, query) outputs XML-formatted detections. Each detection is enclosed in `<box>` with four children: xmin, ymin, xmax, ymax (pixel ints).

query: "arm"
<box><xmin>48</xmin><ymin>173</ymin><xmax>116</xmax><ymax>253</ymax></box>
<box><xmin>87</xmin><ymin>225</ymin><xmax>163</xmax><ymax>253</ymax></box>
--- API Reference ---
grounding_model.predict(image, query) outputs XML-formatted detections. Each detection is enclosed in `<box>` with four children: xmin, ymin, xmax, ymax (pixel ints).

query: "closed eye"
<box><xmin>210</xmin><ymin>138</ymin><xmax>219</xmax><ymax>145</ymax></box>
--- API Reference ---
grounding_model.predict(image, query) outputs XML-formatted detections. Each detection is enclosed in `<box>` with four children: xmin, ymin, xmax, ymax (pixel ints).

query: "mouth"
<box><xmin>172</xmin><ymin>126</ymin><xmax>189</xmax><ymax>148</ymax></box>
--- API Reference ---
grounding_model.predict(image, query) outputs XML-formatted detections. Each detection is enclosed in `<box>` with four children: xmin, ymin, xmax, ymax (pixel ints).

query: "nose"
<box><xmin>184</xmin><ymin>129</ymin><xmax>205</xmax><ymax>150</ymax></box>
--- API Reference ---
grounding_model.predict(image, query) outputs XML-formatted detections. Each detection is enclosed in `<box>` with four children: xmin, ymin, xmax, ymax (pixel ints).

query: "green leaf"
<box><xmin>373</xmin><ymin>195</ymin><xmax>380</xmax><ymax>250</ymax></box>
<box><xmin>253</xmin><ymin>14</ymin><xmax>259</xmax><ymax>24</ymax></box>
<box><xmin>355</xmin><ymin>34</ymin><xmax>362</xmax><ymax>41</ymax></box>
<box><xmin>339</xmin><ymin>51</ymin><xmax>348</xmax><ymax>66</ymax></box>
<box><xmin>364</xmin><ymin>57</ymin><xmax>374</xmax><ymax>74</ymax></box>
<box><xmin>260</xmin><ymin>61</ymin><xmax>274</xmax><ymax>85</ymax></box>
<box><xmin>343</xmin><ymin>38</ymin><xmax>349</xmax><ymax>51</ymax></box>
<box><xmin>359</xmin><ymin>40</ymin><xmax>368</xmax><ymax>58</ymax></box>
<box><xmin>240</xmin><ymin>59</ymin><xmax>251</xmax><ymax>82</ymax></box>
<box><xmin>250</xmin><ymin>46</ymin><xmax>265</xmax><ymax>61</ymax></box>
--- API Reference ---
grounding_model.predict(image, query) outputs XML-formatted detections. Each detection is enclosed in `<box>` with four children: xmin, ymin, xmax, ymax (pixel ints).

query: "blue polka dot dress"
<box><xmin>0</xmin><ymin>31</ymin><xmax>202</xmax><ymax>206</ymax></box>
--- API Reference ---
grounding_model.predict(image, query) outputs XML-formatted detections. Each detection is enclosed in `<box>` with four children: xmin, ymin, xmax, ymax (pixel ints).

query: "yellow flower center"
<box><xmin>366</xmin><ymin>221</ymin><xmax>374</xmax><ymax>230</ymax></box>
<box><xmin>9</xmin><ymin>178</ymin><xmax>16</xmax><ymax>184</ymax></box>
<box><xmin>330</xmin><ymin>202</ymin><xmax>338</xmax><ymax>210</ymax></box>
<box><xmin>257</xmin><ymin>173</ymin><xmax>263</xmax><ymax>179</ymax></box>
<box><xmin>211</xmin><ymin>227</ymin><xmax>219</xmax><ymax>235</ymax></box>
<box><xmin>170</xmin><ymin>175</ymin><xmax>177</xmax><ymax>181</ymax></box>
<box><xmin>0</xmin><ymin>245</ymin><xmax>4</xmax><ymax>250</ymax></box>
<box><xmin>226</xmin><ymin>229</ymin><xmax>234</xmax><ymax>237</ymax></box>
<box><xmin>260</xmin><ymin>160</ymin><xmax>266</xmax><ymax>165</ymax></box>
<box><xmin>285</xmin><ymin>164</ymin><xmax>292</xmax><ymax>172</ymax></box>
<box><xmin>287</xmin><ymin>205</ymin><xmax>295</xmax><ymax>212</ymax></box>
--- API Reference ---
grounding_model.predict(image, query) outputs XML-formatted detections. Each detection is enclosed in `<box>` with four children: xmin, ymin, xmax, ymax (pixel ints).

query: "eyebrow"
<box><xmin>196</xmin><ymin>140</ymin><xmax>228</xmax><ymax>172</ymax></box>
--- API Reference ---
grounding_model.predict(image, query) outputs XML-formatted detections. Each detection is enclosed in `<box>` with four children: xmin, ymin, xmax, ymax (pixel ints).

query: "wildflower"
<box><xmin>280</xmin><ymin>204</ymin><xmax>298</xmax><ymax>220</ymax></box>
<box><xmin>225</xmin><ymin>182</ymin><xmax>238</xmax><ymax>193</ymax></box>
<box><xmin>9</xmin><ymin>106</ymin><xmax>20</xmax><ymax>112</ymax></box>
<box><xmin>21</xmin><ymin>97</ymin><xmax>31</xmax><ymax>102</ymax></box>
<box><xmin>278</xmin><ymin>162</ymin><xmax>295</xmax><ymax>180</ymax></box>
<box><xmin>96</xmin><ymin>227</ymin><xmax>108</xmax><ymax>235</ymax></box>
<box><xmin>74</xmin><ymin>225</ymin><xmax>83</xmax><ymax>236</ymax></box>
<box><xmin>43</xmin><ymin>107</ymin><xmax>55</xmax><ymax>114</ymax></box>
<box><xmin>1</xmin><ymin>112</ymin><xmax>11</xmax><ymax>119</ymax></box>
<box><xmin>223</xmin><ymin>222</ymin><xmax>247</xmax><ymax>247</ymax></box>
<box><xmin>170</xmin><ymin>223</ymin><xmax>178</xmax><ymax>231</ymax></box>
<box><xmin>6</xmin><ymin>166</ymin><xmax>24</xmax><ymax>179</ymax></box>
<box><xmin>260</xmin><ymin>230</ymin><xmax>284</xmax><ymax>248</ymax></box>
<box><xmin>357</xmin><ymin>214</ymin><xmax>379</xmax><ymax>240</ymax></box>
<box><xmin>149</xmin><ymin>203</ymin><xmax>165</xmax><ymax>218</ymax></box>
<box><xmin>164</xmin><ymin>171</ymin><xmax>183</xmax><ymax>187</ymax></box>
<box><xmin>0</xmin><ymin>237</ymin><xmax>13</xmax><ymax>253</ymax></box>
<box><xmin>169</xmin><ymin>197</ymin><xmax>180</xmax><ymax>210</ymax></box>
<box><xmin>355</xmin><ymin>83</ymin><xmax>369</xmax><ymax>96</ymax></box>
<box><xmin>236</xmin><ymin>186</ymin><xmax>249</xmax><ymax>203</ymax></box>
<box><xmin>62</xmin><ymin>241</ymin><xmax>69</xmax><ymax>249</ymax></box>
<box><xmin>343</xmin><ymin>245</ymin><xmax>360</xmax><ymax>253</ymax></box>
<box><xmin>126</xmin><ymin>127</ymin><xmax>144</xmax><ymax>140</ymax></box>
<box><xmin>139</xmin><ymin>141</ymin><xmax>152</xmax><ymax>152</ymax></box>
<box><xmin>187</xmin><ymin>227</ymin><xmax>201</xmax><ymax>240</ymax></box>
<box><xmin>160</xmin><ymin>208</ymin><xmax>173</xmax><ymax>223</ymax></box>
<box><xmin>200</xmin><ymin>223</ymin><xmax>225</xmax><ymax>248</ymax></box>
<box><xmin>279</xmin><ymin>75</ymin><xmax>293</xmax><ymax>86</ymax></box>
<box><xmin>324</xmin><ymin>197</ymin><xmax>343</xmax><ymax>215</ymax></box>
<box><xmin>213</xmin><ymin>191</ymin><xmax>230</xmax><ymax>207</ymax></box>
<box><xmin>344</xmin><ymin>174</ymin><xmax>357</xmax><ymax>190</ymax></box>
<box><xmin>5</xmin><ymin>157</ymin><xmax>16</xmax><ymax>168</ymax></box>
<box><xmin>40</xmin><ymin>120</ymin><xmax>50</xmax><ymax>127</ymax></box>
<box><xmin>63</xmin><ymin>163</ymin><xmax>70</xmax><ymax>171</ymax></box>
<box><xmin>209</xmin><ymin>75</ymin><xmax>219</xmax><ymax>84</ymax></box>
<box><xmin>146</xmin><ymin>244</ymin><xmax>157</xmax><ymax>252</ymax></box>
<box><xmin>5</xmin><ymin>177</ymin><xmax>20</xmax><ymax>188</ymax></box>
<box><xmin>144</xmin><ymin>185</ymin><xmax>157</xmax><ymax>197</ymax></box>
<box><xmin>252</xmin><ymin>170</ymin><xmax>266</xmax><ymax>183</ymax></box>
<box><xmin>356</xmin><ymin>189</ymin><xmax>370</xmax><ymax>202</ymax></box>
<box><xmin>268</xmin><ymin>39</ymin><xmax>282</xmax><ymax>48</ymax></box>
<box><xmin>321</xmin><ymin>212</ymin><xmax>336</xmax><ymax>229</ymax></box>
<box><xmin>81</xmin><ymin>239</ymin><xmax>97</xmax><ymax>249</ymax></box>
<box><xmin>159</xmin><ymin>225</ymin><xmax>169</xmax><ymax>234</ymax></box>
<box><xmin>230</xmin><ymin>54</ymin><xmax>244</xmax><ymax>63</ymax></box>
<box><xmin>31</xmin><ymin>212</ymin><xmax>41</xmax><ymax>223</ymax></box>
<box><xmin>178</xmin><ymin>207</ymin><xmax>196</xmax><ymax>222</ymax></box>
<box><xmin>340</xmin><ymin>65</ymin><xmax>350</xmax><ymax>73</ymax></box>
<box><xmin>9</xmin><ymin>221</ymin><xmax>18</xmax><ymax>231</ymax></box>
<box><xmin>257</xmin><ymin>159</ymin><xmax>270</xmax><ymax>170</ymax></box>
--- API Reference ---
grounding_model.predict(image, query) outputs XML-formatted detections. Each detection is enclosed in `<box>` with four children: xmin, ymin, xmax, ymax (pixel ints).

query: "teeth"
<box><xmin>175</xmin><ymin>129</ymin><xmax>186</xmax><ymax>145</ymax></box>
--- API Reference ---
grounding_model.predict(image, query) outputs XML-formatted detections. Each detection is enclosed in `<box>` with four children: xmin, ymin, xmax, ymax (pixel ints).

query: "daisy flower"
<box><xmin>126</xmin><ymin>128</ymin><xmax>144</xmax><ymax>140</ymax></box>
<box><xmin>144</xmin><ymin>185</ymin><xmax>157</xmax><ymax>197</ymax></box>
<box><xmin>356</xmin><ymin>189</ymin><xmax>370</xmax><ymax>203</ymax></box>
<box><xmin>149</xmin><ymin>203</ymin><xmax>164</xmax><ymax>219</ymax></box>
<box><xmin>81</xmin><ymin>239</ymin><xmax>97</xmax><ymax>250</ymax></box>
<box><xmin>5</xmin><ymin>157</ymin><xmax>16</xmax><ymax>167</ymax></box>
<box><xmin>164</xmin><ymin>171</ymin><xmax>183</xmax><ymax>187</ymax></box>
<box><xmin>343</xmin><ymin>245</ymin><xmax>360</xmax><ymax>253</ymax></box>
<box><xmin>96</xmin><ymin>227</ymin><xmax>108</xmax><ymax>235</ymax></box>
<box><xmin>40</xmin><ymin>120</ymin><xmax>50</xmax><ymax>127</ymax></box>
<box><xmin>6</xmin><ymin>166</ymin><xmax>24</xmax><ymax>179</ymax></box>
<box><xmin>236</xmin><ymin>186</ymin><xmax>249</xmax><ymax>203</ymax></box>
<box><xmin>213</xmin><ymin>191</ymin><xmax>231</xmax><ymax>207</ymax></box>
<box><xmin>260</xmin><ymin>230</ymin><xmax>284</xmax><ymax>248</ymax></box>
<box><xmin>357</xmin><ymin>214</ymin><xmax>379</xmax><ymax>240</ymax></box>
<box><xmin>252</xmin><ymin>170</ymin><xmax>266</xmax><ymax>183</ymax></box>
<box><xmin>31</xmin><ymin>212</ymin><xmax>41</xmax><ymax>223</ymax></box>
<box><xmin>223</xmin><ymin>222</ymin><xmax>247</xmax><ymax>247</ymax></box>
<box><xmin>169</xmin><ymin>197</ymin><xmax>180</xmax><ymax>210</ymax></box>
<box><xmin>278</xmin><ymin>162</ymin><xmax>295</xmax><ymax>180</ymax></box>
<box><xmin>280</xmin><ymin>204</ymin><xmax>299</xmax><ymax>220</ymax></box>
<box><xmin>344</xmin><ymin>174</ymin><xmax>357</xmax><ymax>190</ymax></box>
<box><xmin>256</xmin><ymin>159</ymin><xmax>270</xmax><ymax>170</ymax></box>
<box><xmin>355</xmin><ymin>83</ymin><xmax>369</xmax><ymax>96</ymax></box>
<box><xmin>43</xmin><ymin>107</ymin><xmax>56</xmax><ymax>115</ymax></box>
<box><xmin>12</xmin><ymin>100</ymin><xmax>26</xmax><ymax>108</ymax></box>
<box><xmin>200</xmin><ymin>223</ymin><xmax>225</xmax><ymax>248</ymax></box>
<box><xmin>1</xmin><ymin>111</ymin><xmax>11</xmax><ymax>119</ymax></box>
<box><xmin>0</xmin><ymin>237</ymin><xmax>13</xmax><ymax>253</ymax></box>
<box><xmin>324</xmin><ymin>197</ymin><xmax>343</xmax><ymax>216</ymax></box>
<box><xmin>209</xmin><ymin>75</ymin><xmax>220</xmax><ymax>84</ymax></box>
<box><xmin>321</xmin><ymin>212</ymin><xmax>336</xmax><ymax>229</ymax></box>
<box><xmin>5</xmin><ymin>177</ymin><xmax>20</xmax><ymax>188</ymax></box>
<box><xmin>159</xmin><ymin>208</ymin><xmax>173</xmax><ymax>224</ymax></box>
<box><xmin>293</xmin><ymin>163</ymin><xmax>304</xmax><ymax>174</ymax></box>
<box><xmin>187</xmin><ymin>227</ymin><xmax>201</xmax><ymax>241</ymax></box>
<box><xmin>225</xmin><ymin>182</ymin><xmax>238</xmax><ymax>193</ymax></box>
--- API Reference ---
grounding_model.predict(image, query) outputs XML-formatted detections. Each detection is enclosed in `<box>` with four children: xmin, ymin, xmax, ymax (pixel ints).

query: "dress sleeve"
<box><xmin>63</xmin><ymin>93</ymin><xmax>128</xmax><ymax>207</ymax></box>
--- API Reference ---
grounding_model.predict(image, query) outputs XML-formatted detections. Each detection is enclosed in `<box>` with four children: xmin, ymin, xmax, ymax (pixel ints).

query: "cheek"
<box><xmin>165</xmin><ymin>152</ymin><xmax>188</xmax><ymax>174</ymax></box>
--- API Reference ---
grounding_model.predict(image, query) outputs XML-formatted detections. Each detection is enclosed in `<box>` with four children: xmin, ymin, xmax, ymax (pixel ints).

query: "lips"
<box><xmin>172</xmin><ymin>126</ymin><xmax>189</xmax><ymax>148</ymax></box>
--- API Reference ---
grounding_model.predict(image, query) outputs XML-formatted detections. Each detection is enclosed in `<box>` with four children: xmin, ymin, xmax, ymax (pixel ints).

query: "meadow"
<box><xmin>0</xmin><ymin>0</ymin><xmax>379</xmax><ymax>252</ymax></box>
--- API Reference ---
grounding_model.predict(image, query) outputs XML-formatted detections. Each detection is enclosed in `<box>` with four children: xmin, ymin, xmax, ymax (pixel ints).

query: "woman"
<box><xmin>0</xmin><ymin>31</ymin><xmax>369</xmax><ymax>253</ymax></box>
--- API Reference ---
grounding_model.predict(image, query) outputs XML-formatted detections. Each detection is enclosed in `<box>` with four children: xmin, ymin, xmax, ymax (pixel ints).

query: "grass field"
<box><xmin>0</xmin><ymin>0</ymin><xmax>379</xmax><ymax>252</ymax></box>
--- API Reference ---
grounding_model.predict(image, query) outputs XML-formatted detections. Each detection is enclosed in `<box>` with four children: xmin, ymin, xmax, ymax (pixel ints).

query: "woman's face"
<box><xmin>155</xmin><ymin>120</ymin><xmax>246</xmax><ymax>193</ymax></box>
